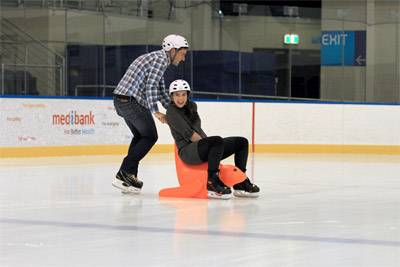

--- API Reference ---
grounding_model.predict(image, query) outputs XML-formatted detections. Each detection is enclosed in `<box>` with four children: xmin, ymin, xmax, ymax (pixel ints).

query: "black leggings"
<box><xmin>197</xmin><ymin>136</ymin><xmax>249</xmax><ymax>174</ymax></box>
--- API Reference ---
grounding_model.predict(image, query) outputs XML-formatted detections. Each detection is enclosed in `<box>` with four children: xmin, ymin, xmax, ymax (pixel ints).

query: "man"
<box><xmin>112</xmin><ymin>34</ymin><xmax>189</xmax><ymax>193</ymax></box>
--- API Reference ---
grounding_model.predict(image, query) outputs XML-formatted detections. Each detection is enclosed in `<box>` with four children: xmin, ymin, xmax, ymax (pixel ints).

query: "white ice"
<box><xmin>1</xmin><ymin>153</ymin><xmax>400</xmax><ymax>267</ymax></box>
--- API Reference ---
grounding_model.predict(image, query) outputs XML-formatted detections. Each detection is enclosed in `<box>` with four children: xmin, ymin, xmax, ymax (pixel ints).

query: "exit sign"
<box><xmin>284</xmin><ymin>34</ymin><xmax>299</xmax><ymax>45</ymax></box>
<box><xmin>321</xmin><ymin>31</ymin><xmax>366</xmax><ymax>66</ymax></box>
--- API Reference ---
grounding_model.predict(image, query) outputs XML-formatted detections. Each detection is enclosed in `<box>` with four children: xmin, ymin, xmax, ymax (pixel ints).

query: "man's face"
<box><xmin>170</xmin><ymin>48</ymin><xmax>187</xmax><ymax>66</ymax></box>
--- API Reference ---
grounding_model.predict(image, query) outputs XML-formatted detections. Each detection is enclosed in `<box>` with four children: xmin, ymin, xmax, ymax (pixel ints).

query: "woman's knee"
<box><xmin>208</xmin><ymin>136</ymin><xmax>224</xmax><ymax>147</ymax></box>
<box><xmin>237</xmin><ymin>137</ymin><xmax>249</xmax><ymax>147</ymax></box>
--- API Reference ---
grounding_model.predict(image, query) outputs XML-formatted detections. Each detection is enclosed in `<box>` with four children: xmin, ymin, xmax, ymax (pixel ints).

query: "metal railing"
<box><xmin>74</xmin><ymin>84</ymin><xmax>116</xmax><ymax>97</ymax></box>
<box><xmin>1</xmin><ymin>63</ymin><xmax>63</xmax><ymax>95</ymax></box>
<box><xmin>190</xmin><ymin>91</ymin><xmax>321</xmax><ymax>101</ymax></box>
<box><xmin>73</xmin><ymin>84</ymin><xmax>325</xmax><ymax>102</ymax></box>
<box><xmin>0</xmin><ymin>18</ymin><xmax>65</xmax><ymax>95</ymax></box>
<box><xmin>1</xmin><ymin>0</ymin><xmax>178</xmax><ymax>19</ymax></box>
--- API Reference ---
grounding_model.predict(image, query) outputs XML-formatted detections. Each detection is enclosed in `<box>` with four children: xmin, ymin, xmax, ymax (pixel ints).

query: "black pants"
<box><xmin>113</xmin><ymin>97</ymin><xmax>158</xmax><ymax>176</ymax></box>
<box><xmin>197</xmin><ymin>136</ymin><xmax>249</xmax><ymax>174</ymax></box>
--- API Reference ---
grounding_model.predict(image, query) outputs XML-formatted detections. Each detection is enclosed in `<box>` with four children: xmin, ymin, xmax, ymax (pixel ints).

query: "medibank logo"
<box><xmin>52</xmin><ymin>111</ymin><xmax>95</xmax><ymax>125</ymax></box>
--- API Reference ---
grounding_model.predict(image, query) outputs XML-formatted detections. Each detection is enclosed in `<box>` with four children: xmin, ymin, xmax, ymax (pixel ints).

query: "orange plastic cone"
<box><xmin>158</xmin><ymin>145</ymin><xmax>246</xmax><ymax>199</ymax></box>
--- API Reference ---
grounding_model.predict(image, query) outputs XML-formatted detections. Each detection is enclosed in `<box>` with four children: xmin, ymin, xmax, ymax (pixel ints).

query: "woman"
<box><xmin>166</xmin><ymin>79</ymin><xmax>260</xmax><ymax>199</ymax></box>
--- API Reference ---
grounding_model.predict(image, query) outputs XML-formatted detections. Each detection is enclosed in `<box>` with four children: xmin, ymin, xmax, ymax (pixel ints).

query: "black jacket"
<box><xmin>166</xmin><ymin>101</ymin><xmax>207</xmax><ymax>164</ymax></box>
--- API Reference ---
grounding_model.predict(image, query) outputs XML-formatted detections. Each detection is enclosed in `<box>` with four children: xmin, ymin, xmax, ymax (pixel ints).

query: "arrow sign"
<box><xmin>356</xmin><ymin>55</ymin><xmax>366</xmax><ymax>65</ymax></box>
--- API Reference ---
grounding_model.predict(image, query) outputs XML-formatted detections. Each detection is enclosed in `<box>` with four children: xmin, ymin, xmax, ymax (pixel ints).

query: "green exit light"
<box><xmin>284</xmin><ymin>34</ymin><xmax>299</xmax><ymax>45</ymax></box>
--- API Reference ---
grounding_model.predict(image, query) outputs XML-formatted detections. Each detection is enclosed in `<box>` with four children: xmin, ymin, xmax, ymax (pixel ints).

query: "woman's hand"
<box><xmin>190</xmin><ymin>132</ymin><xmax>202</xmax><ymax>142</ymax></box>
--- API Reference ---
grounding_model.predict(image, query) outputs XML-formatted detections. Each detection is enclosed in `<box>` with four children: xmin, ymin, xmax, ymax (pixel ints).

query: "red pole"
<box><xmin>251</xmin><ymin>102</ymin><xmax>255</xmax><ymax>153</ymax></box>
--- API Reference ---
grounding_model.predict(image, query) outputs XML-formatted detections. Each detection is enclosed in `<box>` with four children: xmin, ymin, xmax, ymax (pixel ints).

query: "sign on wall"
<box><xmin>0</xmin><ymin>98</ymin><xmax>131</xmax><ymax>147</ymax></box>
<box><xmin>321</xmin><ymin>31</ymin><xmax>366</xmax><ymax>66</ymax></box>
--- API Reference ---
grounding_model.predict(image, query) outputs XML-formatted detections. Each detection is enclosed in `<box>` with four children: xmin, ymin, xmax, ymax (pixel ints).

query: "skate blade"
<box><xmin>112</xmin><ymin>179</ymin><xmax>141</xmax><ymax>194</ymax></box>
<box><xmin>120</xmin><ymin>189</ymin><xmax>141</xmax><ymax>194</ymax></box>
<box><xmin>233</xmin><ymin>190</ymin><xmax>259</xmax><ymax>198</ymax></box>
<box><xmin>207</xmin><ymin>191</ymin><xmax>232</xmax><ymax>199</ymax></box>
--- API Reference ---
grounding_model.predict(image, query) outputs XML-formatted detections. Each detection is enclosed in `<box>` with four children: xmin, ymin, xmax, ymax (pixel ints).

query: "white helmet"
<box><xmin>162</xmin><ymin>34</ymin><xmax>189</xmax><ymax>51</ymax></box>
<box><xmin>169</xmin><ymin>79</ymin><xmax>191</xmax><ymax>94</ymax></box>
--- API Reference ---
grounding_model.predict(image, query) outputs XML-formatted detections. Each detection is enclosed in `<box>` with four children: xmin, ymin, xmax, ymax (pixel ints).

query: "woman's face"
<box><xmin>172</xmin><ymin>90</ymin><xmax>188</xmax><ymax>108</ymax></box>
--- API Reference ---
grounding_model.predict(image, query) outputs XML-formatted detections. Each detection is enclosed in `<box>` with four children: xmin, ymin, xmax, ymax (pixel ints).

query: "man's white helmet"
<box><xmin>162</xmin><ymin>34</ymin><xmax>189</xmax><ymax>51</ymax></box>
<box><xmin>169</xmin><ymin>79</ymin><xmax>191</xmax><ymax>94</ymax></box>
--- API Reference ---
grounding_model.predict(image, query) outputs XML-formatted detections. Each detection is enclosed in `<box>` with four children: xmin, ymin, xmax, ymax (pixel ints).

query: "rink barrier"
<box><xmin>0</xmin><ymin>144</ymin><xmax>171</xmax><ymax>157</ymax></box>
<box><xmin>254</xmin><ymin>144</ymin><xmax>400</xmax><ymax>154</ymax></box>
<box><xmin>2</xmin><ymin>97</ymin><xmax>400</xmax><ymax>157</ymax></box>
<box><xmin>1</xmin><ymin>144</ymin><xmax>400</xmax><ymax>157</ymax></box>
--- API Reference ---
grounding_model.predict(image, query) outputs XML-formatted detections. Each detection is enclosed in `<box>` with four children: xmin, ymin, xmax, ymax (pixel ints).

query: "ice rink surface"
<box><xmin>1</xmin><ymin>153</ymin><xmax>400</xmax><ymax>267</ymax></box>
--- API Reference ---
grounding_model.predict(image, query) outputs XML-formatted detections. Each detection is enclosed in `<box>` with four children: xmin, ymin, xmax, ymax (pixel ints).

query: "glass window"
<box><xmin>1</xmin><ymin>0</ymin><xmax>399</xmax><ymax>104</ymax></box>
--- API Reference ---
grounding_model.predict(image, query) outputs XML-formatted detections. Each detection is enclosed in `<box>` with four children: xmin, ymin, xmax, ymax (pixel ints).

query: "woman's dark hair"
<box><xmin>183</xmin><ymin>101</ymin><xmax>200</xmax><ymax>123</ymax></box>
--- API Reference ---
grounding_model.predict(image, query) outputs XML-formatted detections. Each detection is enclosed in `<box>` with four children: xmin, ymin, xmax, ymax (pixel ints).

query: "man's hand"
<box><xmin>154</xmin><ymin>112</ymin><xmax>167</xmax><ymax>124</ymax></box>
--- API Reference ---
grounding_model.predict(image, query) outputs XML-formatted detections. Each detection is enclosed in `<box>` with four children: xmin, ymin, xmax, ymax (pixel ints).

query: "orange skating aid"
<box><xmin>158</xmin><ymin>146</ymin><xmax>246</xmax><ymax>199</ymax></box>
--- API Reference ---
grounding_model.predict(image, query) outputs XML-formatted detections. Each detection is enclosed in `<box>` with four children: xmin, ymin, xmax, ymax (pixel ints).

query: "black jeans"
<box><xmin>113</xmin><ymin>97</ymin><xmax>158</xmax><ymax>176</ymax></box>
<box><xmin>197</xmin><ymin>136</ymin><xmax>249</xmax><ymax>174</ymax></box>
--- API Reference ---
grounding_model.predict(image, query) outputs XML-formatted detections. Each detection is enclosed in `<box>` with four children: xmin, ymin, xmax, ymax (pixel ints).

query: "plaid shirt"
<box><xmin>114</xmin><ymin>49</ymin><xmax>171</xmax><ymax>113</ymax></box>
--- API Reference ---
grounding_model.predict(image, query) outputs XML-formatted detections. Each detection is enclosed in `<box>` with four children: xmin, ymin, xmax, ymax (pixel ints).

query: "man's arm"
<box><xmin>145</xmin><ymin>60</ymin><xmax>167</xmax><ymax>113</ymax></box>
<box><xmin>159</xmin><ymin>77</ymin><xmax>170</xmax><ymax>110</ymax></box>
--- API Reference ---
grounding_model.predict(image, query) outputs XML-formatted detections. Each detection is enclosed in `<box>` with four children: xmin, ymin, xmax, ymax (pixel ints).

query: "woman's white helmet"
<box><xmin>169</xmin><ymin>79</ymin><xmax>191</xmax><ymax>94</ymax></box>
<box><xmin>162</xmin><ymin>34</ymin><xmax>189</xmax><ymax>51</ymax></box>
